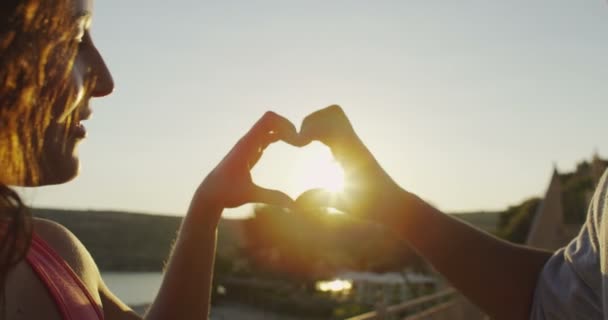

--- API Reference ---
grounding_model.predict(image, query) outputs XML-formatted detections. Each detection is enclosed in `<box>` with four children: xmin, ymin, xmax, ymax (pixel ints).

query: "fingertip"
<box><xmin>298</xmin><ymin>122</ymin><xmax>319</xmax><ymax>143</ymax></box>
<box><xmin>295</xmin><ymin>188</ymin><xmax>330</xmax><ymax>207</ymax></box>
<box><xmin>253</xmin><ymin>186</ymin><xmax>295</xmax><ymax>209</ymax></box>
<box><xmin>274</xmin><ymin>194</ymin><xmax>295</xmax><ymax>209</ymax></box>
<box><xmin>292</xmin><ymin>135</ymin><xmax>313</xmax><ymax>147</ymax></box>
<box><xmin>283</xmin><ymin>130</ymin><xmax>304</xmax><ymax>147</ymax></box>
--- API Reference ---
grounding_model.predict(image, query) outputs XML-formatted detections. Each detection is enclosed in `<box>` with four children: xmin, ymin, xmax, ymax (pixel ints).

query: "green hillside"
<box><xmin>451</xmin><ymin>211</ymin><xmax>500</xmax><ymax>234</ymax></box>
<box><xmin>31</xmin><ymin>154</ymin><xmax>606</xmax><ymax>272</ymax></box>
<box><xmin>32</xmin><ymin>206</ymin><xmax>498</xmax><ymax>273</ymax></box>
<box><xmin>495</xmin><ymin>156</ymin><xmax>607</xmax><ymax>244</ymax></box>
<box><xmin>33</xmin><ymin>208</ymin><xmax>182</xmax><ymax>271</ymax></box>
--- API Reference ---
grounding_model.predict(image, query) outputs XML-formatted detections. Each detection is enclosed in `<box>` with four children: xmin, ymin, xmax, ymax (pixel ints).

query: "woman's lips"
<box><xmin>72</xmin><ymin>122</ymin><xmax>87</xmax><ymax>139</ymax></box>
<box><xmin>71</xmin><ymin>108</ymin><xmax>92</xmax><ymax>139</ymax></box>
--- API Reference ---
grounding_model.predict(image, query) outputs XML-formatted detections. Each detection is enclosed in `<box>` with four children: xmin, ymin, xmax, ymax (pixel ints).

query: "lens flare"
<box><xmin>320</xmin><ymin>160</ymin><xmax>345</xmax><ymax>193</ymax></box>
<box><xmin>316</xmin><ymin>279</ymin><xmax>353</xmax><ymax>292</ymax></box>
<box><xmin>250</xmin><ymin>142</ymin><xmax>346</xmax><ymax>203</ymax></box>
<box><xmin>299</xmin><ymin>146</ymin><xmax>345</xmax><ymax>194</ymax></box>
<box><xmin>326</xmin><ymin>207</ymin><xmax>344</xmax><ymax>215</ymax></box>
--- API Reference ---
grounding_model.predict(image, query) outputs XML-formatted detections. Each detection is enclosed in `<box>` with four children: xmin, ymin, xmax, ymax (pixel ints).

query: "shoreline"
<box><xmin>130</xmin><ymin>302</ymin><xmax>324</xmax><ymax>320</ymax></box>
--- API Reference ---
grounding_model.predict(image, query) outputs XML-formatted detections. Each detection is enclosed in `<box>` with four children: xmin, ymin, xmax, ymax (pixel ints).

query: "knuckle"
<box><xmin>300</xmin><ymin>116</ymin><xmax>313</xmax><ymax>130</ymax></box>
<box><xmin>300</xmin><ymin>122</ymin><xmax>314</xmax><ymax>136</ymax></box>
<box><xmin>305</xmin><ymin>109</ymin><xmax>324</xmax><ymax>123</ymax></box>
<box><xmin>263</xmin><ymin>111</ymin><xmax>278</xmax><ymax>120</ymax></box>
<box><xmin>260</xmin><ymin>111</ymin><xmax>280</xmax><ymax>129</ymax></box>
<box><xmin>301</xmin><ymin>114</ymin><xmax>312</xmax><ymax>125</ymax></box>
<box><xmin>327</xmin><ymin>104</ymin><xmax>343</xmax><ymax>114</ymax></box>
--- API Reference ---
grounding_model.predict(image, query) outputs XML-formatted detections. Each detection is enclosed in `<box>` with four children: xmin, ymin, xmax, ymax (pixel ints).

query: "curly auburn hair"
<box><xmin>0</xmin><ymin>0</ymin><xmax>84</xmax><ymax>307</ymax></box>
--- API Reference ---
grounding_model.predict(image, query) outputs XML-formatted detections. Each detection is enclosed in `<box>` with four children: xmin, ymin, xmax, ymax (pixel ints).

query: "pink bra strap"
<box><xmin>26</xmin><ymin>233</ymin><xmax>104</xmax><ymax>320</ymax></box>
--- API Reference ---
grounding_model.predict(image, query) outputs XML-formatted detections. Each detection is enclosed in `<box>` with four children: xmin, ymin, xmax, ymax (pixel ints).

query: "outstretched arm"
<box><xmin>142</xmin><ymin>111</ymin><xmax>301</xmax><ymax>320</ymax></box>
<box><xmin>394</xmin><ymin>191</ymin><xmax>552</xmax><ymax>320</ymax></box>
<box><xmin>295</xmin><ymin>105</ymin><xmax>552</xmax><ymax>320</ymax></box>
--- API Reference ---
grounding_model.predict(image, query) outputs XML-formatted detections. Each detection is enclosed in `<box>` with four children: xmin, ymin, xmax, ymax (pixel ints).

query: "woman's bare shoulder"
<box><xmin>32</xmin><ymin>217</ymin><xmax>102</xmax><ymax>290</ymax></box>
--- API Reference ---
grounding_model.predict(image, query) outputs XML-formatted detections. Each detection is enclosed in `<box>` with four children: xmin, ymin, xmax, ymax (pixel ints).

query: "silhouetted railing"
<box><xmin>345</xmin><ymin>288</ymin><xmax>487</xmax><ymax>320</ymax></box>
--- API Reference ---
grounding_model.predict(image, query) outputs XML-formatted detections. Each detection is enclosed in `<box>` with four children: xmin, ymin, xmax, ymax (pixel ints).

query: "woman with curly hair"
<box><xmin>4</xmin><ymin>0</ymin><xmax>603</xmax><ymax>319</ymax></box>
<box><xmin>0</xmin><ymin>0</ymin><xmax>298</xmax><ymax>319</ymax></box>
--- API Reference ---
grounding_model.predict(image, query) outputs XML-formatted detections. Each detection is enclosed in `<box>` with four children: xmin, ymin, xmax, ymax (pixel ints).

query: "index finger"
<box><xmin>299</xmin><ymin>105</ymin><xmax>353</xmax><ymax>148</ymax></box>
<box><xmin>233</xmin><ymin>111</ymin><xmax>304</xmax><ymax>168</ymax></box>
<box><xmin>246</xmin><ymin>111</ymin><xmax>302</xmax><ymax>148</ymax></box>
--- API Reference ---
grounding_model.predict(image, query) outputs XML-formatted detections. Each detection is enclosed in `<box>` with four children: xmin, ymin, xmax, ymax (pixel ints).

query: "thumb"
<box><xmin>250</xmin><ymin>185</ymin><xmax>295</xmax><ymax>209</ymax></box>
<box><xmin>295</xmin><ymin>188</ymin><xmax>347</xmax><ymax>212</ymax></box>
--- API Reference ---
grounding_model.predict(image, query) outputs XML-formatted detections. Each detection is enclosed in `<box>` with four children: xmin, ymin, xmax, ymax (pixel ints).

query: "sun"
<box><xmin>298</xmin><ymin>144</ymin><xmax>345</xmax><ymax>194</ymax></box>
<box><xmin>309</xmin><ymin>159</ymin><xmax>345</xmax><ymax>193</ymax></box>
<box><xmin>250</xmin><ymin>141</ymin><xmax>346</xmax><ymax>204</ymax></box>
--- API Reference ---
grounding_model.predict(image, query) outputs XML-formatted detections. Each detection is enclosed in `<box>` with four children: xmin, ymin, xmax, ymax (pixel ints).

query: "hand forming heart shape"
<box><xmin>196</xmin><ymin>105</ymin><xmax>405</xmax><ymax>226</ymax></box>
<box><xmin>296</xmin><ymin>106</ymin><xmax>406</xmax><ymax>223</ymax></box>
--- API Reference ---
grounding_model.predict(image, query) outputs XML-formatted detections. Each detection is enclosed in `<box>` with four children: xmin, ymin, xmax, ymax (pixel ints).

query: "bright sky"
<box><xmin>19</xmin><ymin>0</ymin><xmax>608</xmax><ymax>218</ymax></box>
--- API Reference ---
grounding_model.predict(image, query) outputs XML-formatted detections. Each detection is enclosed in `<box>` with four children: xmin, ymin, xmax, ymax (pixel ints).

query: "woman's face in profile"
<box><xmin>39</xmin><ymin>0</ymin><xmax>114</xmax><ymax>185</ymax></box>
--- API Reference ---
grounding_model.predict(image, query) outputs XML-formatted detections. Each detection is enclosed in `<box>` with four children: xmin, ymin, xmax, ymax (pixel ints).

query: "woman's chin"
<box><xmin>30</xmin><ymin>147</ymin><xmax>82</xmax><ymax>186</ymax></box>
<box><xmin>40</xmin><ymin>155</ymin><xmax>80</xmax><ymax>186</ymax></box>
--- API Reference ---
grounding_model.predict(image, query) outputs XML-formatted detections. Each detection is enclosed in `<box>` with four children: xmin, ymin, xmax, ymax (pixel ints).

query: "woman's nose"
<box><xmin>90</xmin><ymin>50</ymin><xmax>114</xmax><ymax>97</ymax></box>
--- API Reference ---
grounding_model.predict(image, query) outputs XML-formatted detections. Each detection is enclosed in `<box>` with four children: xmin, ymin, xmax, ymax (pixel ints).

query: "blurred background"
<box><xmin>19</xmin><ymin>0</ymin><xmax>608</xmax><ymax>319</ymax></box>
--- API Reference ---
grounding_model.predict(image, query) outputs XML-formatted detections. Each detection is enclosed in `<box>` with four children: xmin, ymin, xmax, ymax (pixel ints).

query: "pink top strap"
<box><xmin>26</xmin><ymin>233</ymin><xmax>104</xmax><ymax>320</ymax></box>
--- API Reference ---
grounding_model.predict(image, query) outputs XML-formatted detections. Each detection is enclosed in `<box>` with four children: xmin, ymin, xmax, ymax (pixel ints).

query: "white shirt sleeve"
<box><xmin>530</xmin><ymin>171</ymin><xmax>608</xmax><ymax>320</ymax></box>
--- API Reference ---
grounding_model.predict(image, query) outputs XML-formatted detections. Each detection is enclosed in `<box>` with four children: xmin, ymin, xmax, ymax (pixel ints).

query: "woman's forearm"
<box><xmin>140</xmin><ymin>111</ymin><xmax>300</xmax><ymax>319</ymax></box>
<box><xmin>291</xmin><ymin>105</ymin><xmax>553</xmax><ymax>319</ymax></box>
<box><xmin>391</xmin><ymin>191</ymin><xmax>552</xmax><ymax>320</ymax></box>
<box><xmin>144</xmin><ymin>194</ymin><xmax>220</xmax><ymax>320</ymax></box>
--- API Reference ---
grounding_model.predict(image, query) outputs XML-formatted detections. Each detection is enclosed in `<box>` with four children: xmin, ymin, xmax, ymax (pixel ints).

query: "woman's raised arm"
<box><xmin>142</xmin><ymin>111</ymin><xmax>301</xmax><ymax>320</ymax></box>
<box><xmin>295</xmin><ymin>105</ymin><xmax>553</xmax><ymax>320</ymax></box>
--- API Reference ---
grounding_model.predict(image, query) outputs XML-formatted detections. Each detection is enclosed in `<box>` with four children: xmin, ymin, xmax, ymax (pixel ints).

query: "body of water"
<box><xmin>101</xmin><ymin>272</ymin><xmax>321</xmax><ymax>319</ymax></box>
<box><xmin>102</xmin><ymin>272</ymin><xmax>163</xmax><ymax>306</ymax></box>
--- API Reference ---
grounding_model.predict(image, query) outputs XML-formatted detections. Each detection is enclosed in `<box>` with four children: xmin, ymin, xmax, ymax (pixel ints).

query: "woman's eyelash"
<box><xmin>75</xmin><ymin>30</ymin><xmax>85</xmax><ymax>43</ymax></box>
<box><xmin>74</xmin><ymin>16</ymin><xmax>89</xmax><ymax>43</ymax></box>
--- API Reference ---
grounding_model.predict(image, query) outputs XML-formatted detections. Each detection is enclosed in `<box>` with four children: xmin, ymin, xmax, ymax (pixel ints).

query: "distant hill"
<box><xmin>32</xmin><ymin>206</ymin><xmax>499</xmax><ymax>273</ymax></box>
<box><xmin>496</xmin><ymin>154</ymin><xmax>608</xmax><ymax>244</ymax></box>
<box><xmin>33</xmin><ymin>208</ymin><xmax>182</xmax><ymax>271</ymax></box>
<box><xmin>450</xmin><ymin>211</ymin><xmax>500</xmax><ymax>234</ymax></box>
<box><xmin>36</xmin><ymin>152</ymin><xmax>606</xmax><ymax>272</ymax></box>
<box><xmin>31</xmin><ymin>154</ymin><xmax>607</xmax><ymax>272</ymax></box>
